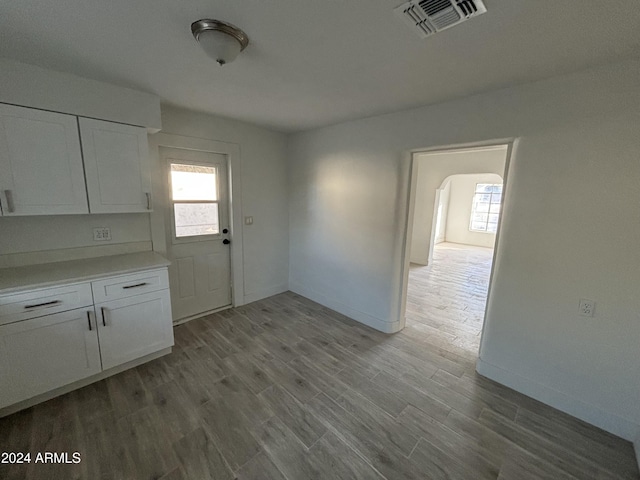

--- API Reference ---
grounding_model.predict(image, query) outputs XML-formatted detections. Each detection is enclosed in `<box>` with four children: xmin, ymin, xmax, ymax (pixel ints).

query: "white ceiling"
<box><xmin>1</xmin><ymin>0</ymin><xmax>640</xmax><ymax>132</ymax></box>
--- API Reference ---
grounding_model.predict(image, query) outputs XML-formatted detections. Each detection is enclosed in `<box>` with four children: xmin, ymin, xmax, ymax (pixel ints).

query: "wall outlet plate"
<box><xmin>93</xmin><ymin>227</ymin><xmax>111</xmax><ymax>241</ymax></box>
<box><xmin>578</xmin><ymin>298</ymin><xmax>595</xmax><ymax>317</ymax></box>
<box><xmin>244</xmin><ymin>216</ymin><xmax>254</xmax><ymax>225</ymax></box>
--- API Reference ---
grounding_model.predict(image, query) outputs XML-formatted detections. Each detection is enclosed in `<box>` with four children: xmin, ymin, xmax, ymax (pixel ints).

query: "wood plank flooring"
<box><xmin>1</xmin><ymin>243</ymin><xmax>638</xmax><ymax>479</ymax></box>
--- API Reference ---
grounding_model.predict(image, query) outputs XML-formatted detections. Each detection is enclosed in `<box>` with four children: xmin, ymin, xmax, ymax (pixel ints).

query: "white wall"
<box><xmin>288</xmin><ymin>58</ymin><xmax>640</xmax><ymax>441</ymax></box>
<box><xmin>0</xmin><ymin>58</ymin><xmax>161</xmax><ymax>130</ymax></box>
<box><xmin>0</xmin><ymin>214</ymin><xmax>150</xmax><ymax>254</ymax></box>
<box><xmin>0</xmin><ymin>214</ymin><xmax>152</xmax><ymax>267</ymax></box>
<box><xmin>445</xmin><ymin>173</ymin><xmax>503</xmax><ymax>248</ymax></box>
<box><xmin>158</xmin><ymin>106</ymin><xmax>289</xmax><ymax>304</ymax></box>
<box><xmin>433</xmin><ymin>181</ymin><xmax>451</xmax><ymax>245</ymax></box>
<box><xmin>411</xmin><ymin>147</ymin><xmax>507</xmax><ymax>264</ymax></box>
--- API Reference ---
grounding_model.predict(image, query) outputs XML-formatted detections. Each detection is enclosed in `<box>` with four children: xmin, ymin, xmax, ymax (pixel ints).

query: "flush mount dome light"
<box><xmin>191</xmin><ymin>19</ymin><xmax>249</xmax><ymax>66</ymax></box>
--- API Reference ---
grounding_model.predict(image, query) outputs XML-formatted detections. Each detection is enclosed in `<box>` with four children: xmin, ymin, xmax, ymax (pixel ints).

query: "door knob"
<box><xmin>223</xmin><ymin>239</ymin><xmax>230</xmax><ymax>245</ymax></box>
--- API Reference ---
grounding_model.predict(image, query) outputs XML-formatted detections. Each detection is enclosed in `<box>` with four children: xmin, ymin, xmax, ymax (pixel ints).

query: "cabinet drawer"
<box><xmin>0</xmin><ymin>283</ymin><xmax>93</xmax><ymax>326</ymax></box>
<box><xmin>91</xmin><ymin>268</ymin><xmax>169</xmax><ymax>304</ymax></box>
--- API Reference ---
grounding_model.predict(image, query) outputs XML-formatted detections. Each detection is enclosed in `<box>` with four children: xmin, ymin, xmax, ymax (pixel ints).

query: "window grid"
<box><xmin>469</xmin><ymin>183</ymin><xmax>502</xmax><ymax>234</ymax></box>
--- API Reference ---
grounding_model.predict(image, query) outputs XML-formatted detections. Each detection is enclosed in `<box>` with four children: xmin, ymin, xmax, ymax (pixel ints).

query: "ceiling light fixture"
<box><xmin>191</xmin><ymin>19</ymin><xmax>249</xmax><ymax>66</ymax></box>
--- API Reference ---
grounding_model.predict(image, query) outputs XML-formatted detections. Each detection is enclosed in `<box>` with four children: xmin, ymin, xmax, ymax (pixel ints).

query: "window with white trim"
<box><xmin>469</xmin><ymin>183</ymin><xmax>502</xmax><ymax>233</ymax></box>
<box><xmin>170</xmin><ymin>163</ymin><xmax>220</xmax><ymax>238</ymax></box>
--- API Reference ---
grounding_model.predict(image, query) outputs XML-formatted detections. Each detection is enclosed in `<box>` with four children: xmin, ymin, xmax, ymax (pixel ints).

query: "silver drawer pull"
<box><xmin>24</xmin><ymin>300</ymin><xmax>61</xmax><ymax>309</ymax></box>
<box><xmin>122</xmin><ymin>282</ymin><xmax>148</xmax><ymax>290</ymax></box>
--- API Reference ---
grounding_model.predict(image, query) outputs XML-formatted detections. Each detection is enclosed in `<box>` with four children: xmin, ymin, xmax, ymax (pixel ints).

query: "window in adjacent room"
<box><xmin>469</xmin><ymin>183</ymin><xmax>502</xmax><ymax>233</ymax></box>
<box><xmin>170</xmin><ymin>163</ymin><xmax>220</xmax><ymax>238</ymax></box>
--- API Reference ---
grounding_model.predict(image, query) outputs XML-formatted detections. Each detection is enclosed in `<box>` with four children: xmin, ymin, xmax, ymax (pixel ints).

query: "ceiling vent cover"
<box><xmin>394</xmin><ymin>0</ymin><xmax>486</xmax><ymax>38</ymax></box>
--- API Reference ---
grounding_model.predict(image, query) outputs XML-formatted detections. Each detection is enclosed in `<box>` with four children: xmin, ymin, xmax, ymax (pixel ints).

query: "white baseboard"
<box><xmin>289</xmin><ymin>282</ymin><xmax>403</xmax><ymax>333</ymax></box>
<box><xmin>243</xmin><ymin>283</ymin><xmax>289</xmax><ymax>305</ymax></box>
<box><xmin>476</xmin><ymin>357</ymin><xmax>640</xmax><ymax>442</ymax></box>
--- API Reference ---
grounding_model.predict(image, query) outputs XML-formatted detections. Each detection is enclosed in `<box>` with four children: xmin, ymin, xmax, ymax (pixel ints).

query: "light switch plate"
<box><xmin>93</xmin><ymin>227</ymin><xmax>111</xmax><ymax>241</ymax></box>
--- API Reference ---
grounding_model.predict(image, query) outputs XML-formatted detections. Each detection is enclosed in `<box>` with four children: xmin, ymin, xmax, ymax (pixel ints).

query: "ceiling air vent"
<box><xmin>394</xmin><ymin>0</ymin><xmax>486</xmax><ymax>38</ymax></box>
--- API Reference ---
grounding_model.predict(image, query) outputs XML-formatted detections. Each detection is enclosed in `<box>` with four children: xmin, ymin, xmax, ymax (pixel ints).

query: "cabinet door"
<box><xmin>79</xmin><ymin>117</ymin><xmax>152</xmax><ymax>213</ymax></box>
<box><xmin>0</xmin><ymin>308</ymin><xmax>101</xmax><ymax>409</ymax></box>
<box><xmin>96</xmin><ymin>290</ymin><xmax>173</xmax><ymax>370</ymax></box>
<box><xmin>0</xmin><ymin>104</ymin><xmax>88</xmax><ymax>216</ymax></box>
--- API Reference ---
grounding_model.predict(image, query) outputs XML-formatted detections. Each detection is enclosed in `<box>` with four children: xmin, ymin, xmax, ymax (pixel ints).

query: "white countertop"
<box><xmin>0</xmin><ymin>251</ymin><xmax>170</xmax><ymax>294</ymax></box>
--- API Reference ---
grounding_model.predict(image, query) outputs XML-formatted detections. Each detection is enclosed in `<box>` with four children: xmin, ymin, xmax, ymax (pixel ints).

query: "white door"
<box><xmin>78</xmin><ymin>117</ymin><xmax>152</xmax><ymax>213</ymax></box>
<box><xmin>0</xmin><ymin>104</ymin><xmax>88</xmax><ymax>215</ymax></box>
<box><xmin>160</xmin><ymin>147</ymin><xmax>232</xmax><ymax>322</ymax></box>
<box><xmin>0</xmin><ymin>307</ymin><xmax>101</xmax><ymax>408</ymax></box>
<box><xmin>95</xmin><ymin>290</ymin><xmax>174</xmax><ymax>370</ymax></box>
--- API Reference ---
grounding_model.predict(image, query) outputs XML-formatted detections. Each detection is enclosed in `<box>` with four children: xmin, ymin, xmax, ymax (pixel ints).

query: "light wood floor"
<box><xmin>1</xmin><ymin>243</ymin><xmax>638</xmax><ymax>479</ymax></box>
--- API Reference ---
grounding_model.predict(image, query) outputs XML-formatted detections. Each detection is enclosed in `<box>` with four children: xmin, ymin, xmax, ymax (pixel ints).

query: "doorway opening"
<box><xmin>401</xmin><ymin>143</ymin><xmax>511</xmax><ymax>359</ymax></box>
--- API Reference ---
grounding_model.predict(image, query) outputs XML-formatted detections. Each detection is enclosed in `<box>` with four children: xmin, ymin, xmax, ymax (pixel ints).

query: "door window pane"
<box><xmin>174</xmin><ymin>203</ymin><xmax>219</xmax><ymax>237</ymax></box>
<box><xmin>171</xmin><ymin>164</ymin><xmax>217</xmax><ymax>201</ymax></box>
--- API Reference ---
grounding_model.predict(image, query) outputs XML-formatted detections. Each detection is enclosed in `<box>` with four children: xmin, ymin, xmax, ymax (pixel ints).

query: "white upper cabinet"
<box><xmin>0</xmin><ymin>104</ymin><xmax>89</xmax><ymax>216</ymax></box>
<box><xmin>79</xmin><ymin>117</ymin><xmax>152</xmax><ymax>214</ymax></box>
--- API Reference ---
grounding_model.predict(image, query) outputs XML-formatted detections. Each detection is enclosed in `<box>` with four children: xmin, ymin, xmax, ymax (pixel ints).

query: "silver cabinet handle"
<box><xmin>145</xmin><ymin>192</ymin><xmax>152</xmax><ymax>210</ymax></box>
<box><xmin>87</xmin><ymin>311</ymin><xmax>93</xmax><ymax>331</ymax></box>
<box><xmin>4</xmin><ymin>190</ymin><xmax>15</xmax><ymax>213</ymax></box>
<box><xmin>122</xmin><ymin>282</ymin><xmax>148</xmax><ymax>290</ymax></box>
<box><xmin>24</xmin><ymin>300</ymin><xmax>61</xmax><ymax>309</ymax></box>
<box><xmin>101</xmin><ymin>307</ymin><xmax>107</xmax><ymax>327</ymax></box>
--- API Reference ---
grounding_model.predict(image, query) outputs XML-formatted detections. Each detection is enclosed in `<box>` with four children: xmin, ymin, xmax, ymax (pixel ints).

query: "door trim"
<box><xmin>148</xmin><ymin>132</ymin><xmax>245</xmax><ymax>309</ymax></box>
<box><xmin>397</xmin><ymin>139</ymin><xmax>516</xmax><ymax>337</ymax></box>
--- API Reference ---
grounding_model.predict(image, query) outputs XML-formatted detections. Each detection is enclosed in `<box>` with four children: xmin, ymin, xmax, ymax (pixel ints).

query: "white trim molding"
<box><xmin>290</xmin><ymin>282</ymin><xmax>404</xmax><ymax>334</ymax></box>
<box><xmin>477</xmin><ymin>356</ymin><xmax>640</xmax><ymax>442</ymax></box>
<box><xmin>243</xmin><ymin>283</ymin><xmax>289</xmax><ymax>305</ymax></box>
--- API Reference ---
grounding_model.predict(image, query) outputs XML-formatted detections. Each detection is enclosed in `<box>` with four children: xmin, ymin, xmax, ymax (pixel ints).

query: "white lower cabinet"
<box><xmin>0</xmin><ymin>308</ymin><xmax>101</xmax><ymax>408</ymax></box>
<box><xmin>96</xmin><ymin>289</ymin><xmax>173</xmax><ymax>370</ymax></box>
<box><xmin>0</xmin><ymin>266</ymin><xmax>174</xmax><ymax>412</ymax></box>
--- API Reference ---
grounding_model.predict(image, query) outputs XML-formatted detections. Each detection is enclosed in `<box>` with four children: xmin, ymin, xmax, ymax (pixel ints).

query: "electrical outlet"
<box><xmin>578</xmin><ymin>298</ymin><xmax>595</xmax><ymax>317</ymax></box>
<box><xmin>93</xmin><ymin>227</ymin><xmax>111</xmax><ymax>241</ymax></box>
<box><xmin>244</xmin><ymin>216</ymin><xmax>254</xmax><ymax>225</ymax></box>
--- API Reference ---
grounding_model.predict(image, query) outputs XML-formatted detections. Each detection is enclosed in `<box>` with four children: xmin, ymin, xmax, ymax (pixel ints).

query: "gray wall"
<box><xmin>288</xmin><ymin>58</ymin><xmax>640</xmax><ymax>441</ymax></box>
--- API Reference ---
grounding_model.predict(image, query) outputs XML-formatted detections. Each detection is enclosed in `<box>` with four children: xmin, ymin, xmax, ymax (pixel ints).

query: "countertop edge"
<box><xmin>0</xmin><ymin>252</ymin><xmax>171</xmax><ymax>295</ymax></box>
